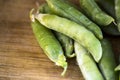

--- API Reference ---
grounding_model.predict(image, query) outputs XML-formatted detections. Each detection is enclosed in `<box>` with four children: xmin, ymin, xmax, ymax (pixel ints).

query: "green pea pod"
<box><xmin>46</xmin><ymin>0</ymin><xmax>103</xmax><ymax>39</ymax></box>
<box><xmin>79</xmin><ymin>0</ymin><xmax>114</xmax><ymax>26</ymax></box>
<box><xmin>95</xmin><ymin>0</ymin><xmax>115</xmax><ymax>18</ymax></box>
<box><xmin>35</xmin><ymin>13</ymin><xmax>102</xmax><ymax>62</ymax></box>
<box><xmin>74</xmin><ymin>42</ymin><xmax>104</xmax><ymax>80</ymax></box>
<box><xmin>102</xmin><ymin>23</ymin><xmax>120</xmax><ymax>36</ymax></box>
<box><xmin>94</xmin><ymin>0</ymin><xmax>120</xmax><ymax>35</ymax></box>
<box><xmin>98</xmin><ymin>39</ymin><xmax>117</xmax><ymax>80</ymax></box>
<box><xmin>115</xmin><ymin>65</ymin><xmax>120</xmax><ymax>71</ymax></box>
<box><xmin>30</xmin><ymin>11</ymin><xmax>67</xmax><ymax>76</ymax></box>
<box><xmin>115</xmin><ymin>0</ymin><xmax>120</xmax><ymax>32</ymax></box>
<box><xmin>54</xmin><ymin>32</ymin><xmax>75</xmax><ymax>58</ymax></box>
<box><xmin>39</xmin><ymin>4</ymin><xmax>75</xmax><ymax>58</ymax></box>
<box><xmin>115</xmin><ymin>65</ymin><xmax>120</xmax><ymax>80</ymax></box>
<box><xmin>39</xmin><ymin>3</ymin><xmax>53</xmax><ymax>14</ymax></box>
<box><xmin>115</xmin><ymin>56</ymin><xmax>120</xmax><ymax>80</ymax></box>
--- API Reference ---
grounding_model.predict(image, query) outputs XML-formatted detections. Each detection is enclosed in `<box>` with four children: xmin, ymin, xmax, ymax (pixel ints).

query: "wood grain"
<box><xmin>0</xmin><ymin>0</ymin><xmax>119</xmax><ymax>80</ymax></box>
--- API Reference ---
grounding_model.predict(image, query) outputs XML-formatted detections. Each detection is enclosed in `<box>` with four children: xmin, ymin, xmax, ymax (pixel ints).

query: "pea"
<box><xmin>30</xmin><ymin>12</ymin><xmax>67</xmax><ymax>76</ymax></box>
<box><xmin>74</xmin><ymin>42</ymin><xmax>104</xmax><ymax>80</ymax></box>
<box><xmin>35</xmin><ymin>13</ymin><xmax>102</xmax><ymax>62</ymax></box>
<box><xmin>79</xmin><ymin>0</ymin><xmax>114</xmax><ymax>26</ymax></box>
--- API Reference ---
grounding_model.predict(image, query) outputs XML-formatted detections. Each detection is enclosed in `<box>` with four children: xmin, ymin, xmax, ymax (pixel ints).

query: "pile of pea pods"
<box><xmin>30</xmin><ymin>0</ymin><xmax>120</xmax><ymax>80</ymax></box>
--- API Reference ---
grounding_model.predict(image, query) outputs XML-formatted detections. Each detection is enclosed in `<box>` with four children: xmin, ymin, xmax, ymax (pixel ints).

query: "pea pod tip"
<box><xmin>29</xmin><ymin>9</ymin><xmax>36</xmax><ymax>22</ymax></box>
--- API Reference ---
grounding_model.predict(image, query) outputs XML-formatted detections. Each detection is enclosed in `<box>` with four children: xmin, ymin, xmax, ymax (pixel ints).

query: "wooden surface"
<box><xmin>0</xmin><ymin>0</ymin><xmax>120</xmax><ymax>80</ymax></box>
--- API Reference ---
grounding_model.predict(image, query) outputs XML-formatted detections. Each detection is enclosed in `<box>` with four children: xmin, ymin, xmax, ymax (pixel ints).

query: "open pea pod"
<box><xmin>74</xmin><ymin>42</ymin><xmax>104</xmax><ymax>80</ymax></box>
<box><xmin>30</xmin><ymin>11</ymin><xmax>67</xmax><ymax>76</ymax></box>
<box><xmin>35</xmin><ymin>13</ymin><xmax>102</xmax><ymax>62</ymax></box>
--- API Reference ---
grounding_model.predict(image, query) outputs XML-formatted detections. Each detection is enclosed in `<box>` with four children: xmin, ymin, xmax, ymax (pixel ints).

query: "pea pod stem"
<box><xmin>35</xmin><ymin>13</ymin><xmax>102</xmax><ymax>62</ymax></box>
<box><xmin>30</xmin><ymin>11</ymin><xmax>67</xmax><ymax>76</ymax></box>
<box><xmin>79</xmin><ymin>0</ymin><xmax>114</xmax><ymax>26</ymax></box>
<box><xmin>74</xmin><ymin>42</ymin><xmax>104</xmax><ymax>80</ymax></box>
<box><xmin>46</xmin><ymin>0</ymin><xmax>103</xmax><ymax>39</ymax></box>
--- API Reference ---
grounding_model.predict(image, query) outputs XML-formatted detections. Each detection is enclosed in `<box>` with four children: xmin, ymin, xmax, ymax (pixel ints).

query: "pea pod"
<box><xmin>54</xmin><ymin>32</ymin><xmax>75</xmax><ymax>58</ymax></box>
<box><xmin>35</xmin><ymin>13</ymin><xmax>102</xmax><ymax>62</ymax></box>
<box><xmin>115</xmin><ymin>65</ymin><xmax>120</xmax><ymax>71</ymax></box>
<box><xmin>95</xmin><ymin>0</ymin><xmax>115</xmax><ymax>18</ymax></box>
<box><xmin>46</xmin><ymin>0</ymin><xmax>103</xmax><ymax>39</ymax></box>
<box><xmin>115</xmin><ymin>65</ymin><xmax>120</xmax><ymax>80</ymax></box>
<box><xmin>79</xmin><ymin>0</ymin><xmax>114</xmax><ymax>26</ymax></box>
<box><xmin>39</xmin><ymin>3</ymin><xmax>53</xmax><ymax>14</ymax></box>
<box><xmin>94</xmin><ymin>0</ymin><xmax>120</xmax><ymax>35</ymax></box>
<box><xmin>102</xmin><ymin>23</ymin><xmax>120</xmax><ymax>36</ymax></box>
<box><xmin>115</xmin><ymin>0</ymin><xmax>120</xmax><ymax>32</ymax></box>
<box><xmin>39</xmin><ymin>4</ymin><xmax>75</xmax><ymax>58</ymax></box>
<box><xmin>98</xmin><ymin>39</ymin><xmax>117</xmax><ymax>80</ymax></box>
<box><xmin>74</xmin><ymin>42</ymin><xmax>104</xmax><ymax>80</ymax></box>
<box><xmin>30</xmin><ymin>12</ymin><xmax>67</xmax><ymax>76</ymax></box>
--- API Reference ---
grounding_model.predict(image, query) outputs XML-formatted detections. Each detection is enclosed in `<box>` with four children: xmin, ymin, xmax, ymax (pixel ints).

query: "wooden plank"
<box><xmin>0</xmin><ymin>0</ymin><xmax>119</xmax><ymax>80</ymax></box>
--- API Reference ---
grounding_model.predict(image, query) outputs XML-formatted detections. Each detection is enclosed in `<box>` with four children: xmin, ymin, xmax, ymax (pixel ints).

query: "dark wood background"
<box><xmin>0</xmin><ymin>0</ymin><xmax>120</xmax><ymax>80</ymax></box>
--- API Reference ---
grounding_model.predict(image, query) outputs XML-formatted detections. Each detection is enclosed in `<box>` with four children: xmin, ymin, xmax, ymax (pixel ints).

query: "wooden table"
<box><xmin>0</xmin><ymin>0</ymin><xmax>120</xmax><ymax>80</ymax></box>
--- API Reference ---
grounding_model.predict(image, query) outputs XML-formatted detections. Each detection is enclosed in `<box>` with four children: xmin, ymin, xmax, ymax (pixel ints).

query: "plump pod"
<box><xmin>54</xmin><ymin>32</ymin><xmax>75</xmax><ymax>58</ymax></box>
<box><xmin>35</xmin><ymin>13</ymin><xmax>102</xmax><ymax>62</ymax></box>
<box><xmin>115</xmin><ymin>0</ymin><xmax>120</xmax><ymax>32</ymax></box>
<box><xmin>95</xmin><ymin>0</ymin><xmax>115</xmax><ymax>18</ymax></box>
<box><xmin>39</xmin><ymin>3</ymin><xmax>75</xmax><ymax>58</ymax></box>
<box><xmin>30</xmin><ymin>14</ymin><xmax>67</xmax><ymax>76</ymax></box>
<box><xmin>95</xmin><ymin>0</ymin><xmax>120</xmax><ymax>35</ymax></box>
<box><xmin>98</xmin><ymin>39</ymin><xmax>117</xmax><ymax>80</ymax></box>
<box><xmin>46</xmin><ymin>0</ymin><xmax>103</xmax><ymax>39</ymax></box>
<box><xmin>74</xmin><ymin>42</ymin><xmax>104</xmax><ymax>80</ymax></box>
<box><xmin>79</xmin><ymin>0</ymin><xmax>114</xmax><ymax>26</ymax></box>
